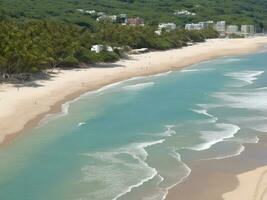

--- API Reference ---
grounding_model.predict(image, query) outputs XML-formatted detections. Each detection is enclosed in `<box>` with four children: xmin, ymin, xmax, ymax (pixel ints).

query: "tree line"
<box><xmin>0</xmin><ymin>20</ymin><xmax>218</xmax><ymax>81</ymax></box>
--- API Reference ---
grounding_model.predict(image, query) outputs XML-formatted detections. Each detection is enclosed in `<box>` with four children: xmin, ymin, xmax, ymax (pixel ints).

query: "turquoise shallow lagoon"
<box><xmin>0</xmin><ymin>50</ymin><xmax>267</xmax><ymax>200</ymax></box>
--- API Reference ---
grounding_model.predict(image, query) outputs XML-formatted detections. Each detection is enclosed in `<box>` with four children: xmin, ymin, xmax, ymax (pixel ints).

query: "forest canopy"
<box><xmin>0</xmin><ymin>0</ymin><xmax>266</xmax><ymax>28</ymax></box>
<box><xmin>0</xmin><ymin>20</ymin><xmax>218</xmax><ymax>78</ymax></box>
<box><xmin>1</xmin><ymin>0</ymin><xmax>260</xmax><ymax>80</ymax></box>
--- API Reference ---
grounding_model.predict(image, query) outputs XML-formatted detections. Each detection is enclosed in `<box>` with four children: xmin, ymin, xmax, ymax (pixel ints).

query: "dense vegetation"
<box><xmin>1</xmin><ymin>0</ymin><xmax>267</xmax><ymax>29</ymax></box>
<box><xmin>0</xmin><ymin>19</ymin><xmax>218</xmax><ymax>79</ymax></box>
<box><xmin>1</xmin><ymin>0</ymin><xmax>262</xmax><ymax>81</ymax></box>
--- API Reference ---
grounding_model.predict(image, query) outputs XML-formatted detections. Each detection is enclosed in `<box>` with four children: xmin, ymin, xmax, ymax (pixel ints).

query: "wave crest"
<box><xmin>189</xmin><ymin>123</ymin><xmax>240</xmax><ymax>151</ymax></box>
<box><xmin>225</xmin><ymin>70</ymin><xmax>264</xmax><ymax>86</ymax></box>
<box><xmin>123</xmin><ymin>82</ymin><xmax>155</xmax><ymax>91</ymax></box>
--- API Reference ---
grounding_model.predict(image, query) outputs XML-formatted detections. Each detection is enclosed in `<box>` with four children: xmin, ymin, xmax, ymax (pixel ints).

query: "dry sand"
<box><xmin>223</xmin><ymin>166</ymin><xmax>267</xmax><ymax>200</ymax></box>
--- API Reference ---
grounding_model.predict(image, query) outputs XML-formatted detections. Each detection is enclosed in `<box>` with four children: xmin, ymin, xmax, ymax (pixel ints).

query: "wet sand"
<box><xmin>166</xmin><ymin>135</ymin><xmax>267</xmax><ymax>200</ymax></box>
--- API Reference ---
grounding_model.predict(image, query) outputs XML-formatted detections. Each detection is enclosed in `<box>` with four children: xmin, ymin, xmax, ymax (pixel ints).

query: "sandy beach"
<box><xmin>2</xmin><ymin>37</ymin><xmax>267</xmax><ymax>145</ymax></box>
<box><xmin>223</xmin><ymin>166</ymin><xmax>267</xmax><ymax>200</ymax></box>
<box><xmin>1</xmin><ymin>37</ymin><xmax>267</xmax><ymax>199</ymax></box>
<box><xmin>166</xmin><ymin>135</ymin><xmax>267</xmax><ymax>200</ymax></box>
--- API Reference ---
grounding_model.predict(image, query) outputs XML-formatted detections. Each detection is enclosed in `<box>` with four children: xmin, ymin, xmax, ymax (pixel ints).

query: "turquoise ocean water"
<box><xmin>0</xmin><ymin>50</ymin><xmax>267</xmax><ymax>200</ymax></box>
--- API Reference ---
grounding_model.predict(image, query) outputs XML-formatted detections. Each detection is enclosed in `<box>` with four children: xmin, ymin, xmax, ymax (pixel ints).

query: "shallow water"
<box><xmin>0</xmin><ymin>51</ymin><xmax>267</xmax><ymax>200</ymax></box>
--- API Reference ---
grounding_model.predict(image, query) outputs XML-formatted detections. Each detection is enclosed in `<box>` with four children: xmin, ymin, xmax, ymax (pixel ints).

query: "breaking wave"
<box><xmin>212</xmin><ymin>90</ymin><xmax>267</xmax><ymax>111</ymax></box>
<box><xmin>191</xmin><ymin>108</ymin><xmax>218</xmax><ymax>123</ymax></box>
<box><xmin>180</xmin><ymin>68</ymin><xmax>213</xmax><ymax>73</ymax></box>
<box><xmin>189</xmin><ymin>123</ymin><xmax>240</xmax><ymax>151</ymax></box>
<box><xmin>123</xmin><ymin>82</ymin><xmax>155</xmax><ymax>91</ymax></box>
<box><xmin>225</xmin><ymin>70</ymin><xmax>264</xmax><ymax>86</ymax></box>
<box><xmin>80</xmin><ymin>140</ymin><xmax>164</xmax><ymax>200</ymax></box>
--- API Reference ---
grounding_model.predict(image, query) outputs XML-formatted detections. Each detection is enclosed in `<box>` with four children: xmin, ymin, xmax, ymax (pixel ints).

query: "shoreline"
<box><xmin>1</xmin><ymin>37</ymin><xmax>267</xmax><ymax>199</ymax></box>
<box><xmin>223</xmin><ymin>165</ymin><xmax>267</xmax><ymax>200</ymax></box>
<box><xmin>166</xmin><ymin>135</ymin><xmax>267</xmax><ymax>200</ymax></box>
<box><xmin>1</xmin><ymin>38</ymin><xmax>267</xmax><ymax>146</ymax></box>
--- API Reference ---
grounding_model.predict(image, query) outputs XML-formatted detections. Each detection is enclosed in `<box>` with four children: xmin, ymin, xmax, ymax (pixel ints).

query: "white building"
<box><xmin>85</xmin><ymin>10</ymin><xmax>96</xmax><ymax>15</ymax></box>
<box><xmin>214</xmin><ymin>21</ymin><xmax>226</xmax><ymax>33</ymax></box>
<box><xmin>96</xmin><ymin>15</ymin><xmax>117</xmax><ymax>22</ymax></box>
<box><xmin>109</xmin><ymin>15</ymin><xmax>117</xmax><ymax>22</ymax></box>
<box><xmin>118</xmin><ymin>14</ymin><xmax>127</xmax><ymax>19</ymax></box>
<box><xmin>185</xmin><ymin>21</ymin><xmax>213</xmax><ymax>31</ymax></box>
<box><xmin>130</xmin><ymin>48</ymin><xmax>149</xmax><ymax>54</ymax></box>
<box><xmin>174</xmin><ymin>9</ymin><xmax>196</xmax><ymax>16</ymax></box>
<box><xmin>106</xmin><ymin>46</ymin><xmax>114</xmax><ymax>52</ymax></box>
<box><xmin>91</xmin><ymin>45</ymin><xmax>113</xmax><ymax>53</ymax></box>
<box><xmin>241</xmin><ymin>25</ymin><xmax>255</xmax><ymax>36</ymax></box>
<box><xmin>76</xmin><ymin>9</ymin><xmax>84</xmax><ymax>13</ymax></box>
<box><xmin>159</xmin><ymin>23</ymin><xmax>176</xmax><ymax>31</ymax></box>
<box><xmin>97</xmin><ymin>12</ymin><xmax>105</xmax><ymax>16</ymax></box>
<box><xmin>185</xmin><ymin>23</ymin><xmax>203</xmax><ymax>30</ymax></box>
<box><xmin>226</xmin><ymin>25</ymin><xmax>239</xmax><ymax>34</ymax></box>
<box><xmin>91</xmin><ymin>45</ymin><xmax>104</xmax><ymax>53</ymax></box>
<box><xmin>117</xmin><ymin>14</ymin><xmax>127</xmax><ymax>23</ymax></box>
<box><xmin>199</xmin><ymin>21</ymin><xmax>214</xmax><ymax>28</ymax></box>
<box><xmin>155</xmin><ymin>30</ymin><xmax>162</xmax><ymax>35</ymax></box>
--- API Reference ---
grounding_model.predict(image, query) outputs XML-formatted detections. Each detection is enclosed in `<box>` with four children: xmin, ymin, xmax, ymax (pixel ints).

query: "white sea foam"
<box><xmin>126</xmin><ymin>71</ymin><xmax>172</xmax><ymax>81</ymax></box>
<box><xmin>180</xmin><ymin>68</ymin><xmax>213</xmax><ymax>73</ymax></box>
<box><xmin>123</xmin><ymin>82</ymin><xmax>155</xmax><ymax>91</ymax></box>
<box><xmin>78</xmin><ymin>122</ymin><xmax>86</xmax><ymax>127</ymax></box>
<box><xmin>225</xmin><ymin>70</ymin><xmax>264</xmax><ymax>86</ymax></box>
<box><xmin>253</xmin><ymin>136</ymin><xmax>260</xmax><ymax>143</ymax></box>
<box><xmin>230</xmin><ymin>135</ymin><xmax>260</xmax><ymax>144</ymax></box>
<box><xmin>202</xmin><ymin>144</ymin><xmax>245</xmax><ymax>160</ymax></box>
<box><xmin>92</xmin><ymin>81</ymin><xmax>123</xmax><ymax>94</ymax></box>
<box><xmin>119</xmin><ymin>146</ymin><xmax>191</xmax><ymax>200</ymax></box>
<box><xmin>221</xmin><ymin>58</ymin><xmax>242</xmax><ymax>63</ymax></box>
<box><xmin>252</xmin><ymin>124</ymin><xmax>267</xmax><ymax>133</ymax></box>
<box><xmin>160</xmin><ymin>149</ymin><xmax>191</xmax><ymax>200</ymax></box>
<box><xmin>151</xmin><ymin>71</ymin><xmax>172</xmax><ymax>77</ymax></box>
<box><xmin>38</xmin><ymin>80</ymin><xmax>125</xmax><ymax>127</ymax></box>
<box><xmin>125</xmin><ymin>140</ymin><xmax>165</xmax><ymax>161</ymax></box>
<box><xmin>113</xmin><ymin>170</ymin><xmax>158</xmax><ymax>200</ymax></box>
<box><xmin>256</xmin><ymin>86</ymin><xmax>267</xmax><ymax>91</ymax></box>
<box><xmin>37</xmin><ymin>68</ymin><xmax>174</xmax><ymax>128</ymax></box>
<box><xmin>189</xmin><ymin>123</ymin><xmax>240</xmax><ymax>151</ymax></box>
<box><xmin>180</xmin><ymin>69</ymin><xmax>200</xmax><ymax>72</ymax></box>
<box><xmin>228</xmin><ymin>116</ymin><xmax>267</xmax><ymax>123</ymax></box>
<box><xmin>141</xmin><ymin>148</ymin><xmax>192</xmax><ymax>200</ymax></box>
<box><xmin>168</xmin><ymin>149</ymin><xmax>191</xmax><ymax>184</ymax></box>
<box><xmin>143</xmin><ymin>125</ymin><xmax>176</xmax><ymax>138</ymax></box>
<box><xmin>213</xmin><ymin>90</ymin><xmax>267</xmax><ymax>111</ymax></box>
<box><xmin>191</xmin><ymin>109</ymin><xmax>218</xmax><ymax>123</ymax></box>
<box><xmin>38</xmin><ymin>69</ymin><xmax>172</xmax><ymax>127</ymax></box>
<box><xmin>119</xmin><ymin>71</ymin><xmax>172</xmax><ymax>90</ymax></box>
<box><xmin>225</xmin><ymin>116</ymin><xmax>267</xmax><ymax>136</ymax></box>
<box><xmin>80</xmin><ymin>140</ymin><xmax>164</xmax><ymax>200</ymax></box>
<box><xmin>163</xmin><ymin>125</ymin><xmax>176</xmax><ymax>137</ymax></box>
<box><xmin>38</xmin><ymin>102</ymin><xmax>71</xmax><ymax>126</ymax></box>
<box><xmin>196</xmin><ymin>103</ymin><xmax>222</xmax><ymax>109</ymax></box>
<box><xmin>106</xmin><ymin>140</ymin><xmax>166</xmax><ymax>200</ymax></box>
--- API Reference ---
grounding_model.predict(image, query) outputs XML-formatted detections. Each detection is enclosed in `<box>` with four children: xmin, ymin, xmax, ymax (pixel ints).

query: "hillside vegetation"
<box><xmin>0</xmin><ymin>20</ymin><xmax>218</xmax><ymax>80</ymax></box>
<box><xmin>0</xmin><ymin>0</ymin><xmax>267</xmax><ymax>28</ymax></box>
<box><xmin>0</xmin><ymin>0</ymin><xmax>264</xmax><ymax>81</ymax></box>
